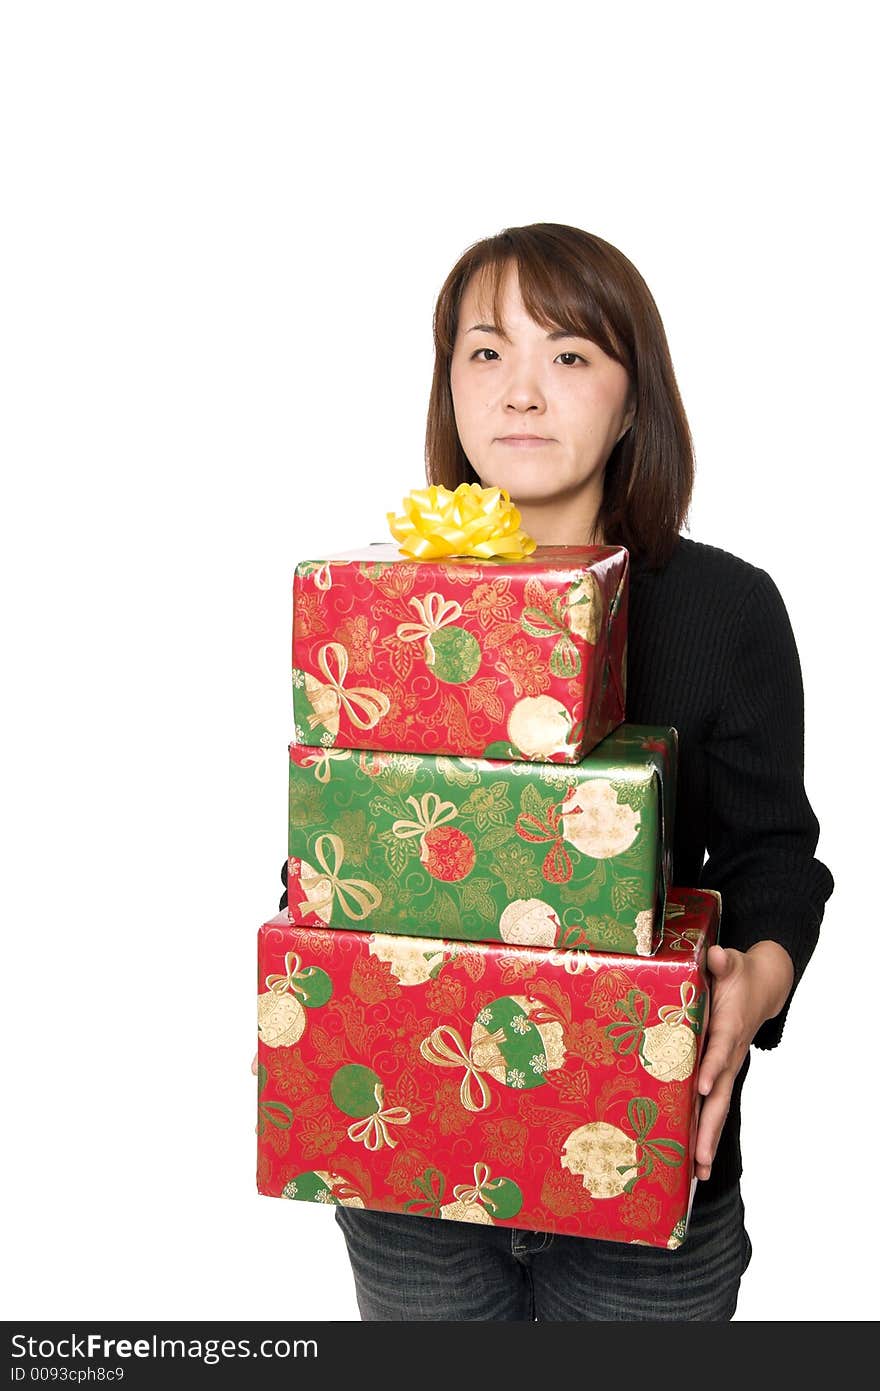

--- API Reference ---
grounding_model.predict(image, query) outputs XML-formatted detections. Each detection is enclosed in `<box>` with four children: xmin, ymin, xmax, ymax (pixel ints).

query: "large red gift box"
<box><xmin>256</xmin><ymin>886</ymin><xmax>719</xmax><ymax>1249</ymax></box>
<box><xmin>291</xmin><ymin>543</ymin><xmax>628</xmax><ymax>764</ymax></box>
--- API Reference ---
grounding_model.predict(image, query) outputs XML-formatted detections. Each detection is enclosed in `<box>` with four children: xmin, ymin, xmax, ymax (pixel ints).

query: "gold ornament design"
<box><xmin>498</xmin><ymin>898</ymin><xmax>561</xmax><ymax>948</ymax></box>
<box><xmin>565</xmin><ymin>573</ymin><xmax>604</xmax><ymax>643</ymax></box>
<box><xmin>257</xmin><ymin>990</ymin><xmax>305</xmax><ymax>1049</ymax></box>
<box><xmin>561</xmin><ymin>1121</ymin><xmax>639</xmax><ymax>1198</ymax></box>
<box><xmin>368</xmin><ymin>933</ymin><xmax>450</xmax><ymax>986</ymax></box>
<box><xmin>439</xmin><ymin>1198</ymin><xmax>494</xmax><ymax>1224</ymax></box>
<box><xmin>607</xmin><ymin>986</ymin><xmax>700</xmax><ymax>1083</ymax></box>
<box><xmin>559</xmin><ymin>779</ymin><xmax>640</xmax><ymax>858</ymax></box>
<box><xmin>257</xmin><ymin>952</ymin><xmax>308</xmax><ymax>1048</ymax></box>
<box><xmin>507</xmin><ymin>695</ymin><xmax>572</xmax><ymax>758</ymax></box>
<box><xmin>633</xmin><ymin>908</ymin><xmax>655</xmax><ymax>957</ymax></box>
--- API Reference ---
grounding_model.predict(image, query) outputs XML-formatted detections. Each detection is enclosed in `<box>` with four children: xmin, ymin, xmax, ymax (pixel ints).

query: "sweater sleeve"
<box><xmin>697</xmin><ymin>568</ymin><xmax>834</xmax><ymax>1050</ymax></box>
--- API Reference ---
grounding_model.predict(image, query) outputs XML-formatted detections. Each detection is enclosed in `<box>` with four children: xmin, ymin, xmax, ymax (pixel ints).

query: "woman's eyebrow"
<box><xmin>466</xmin><ymin>323</ymin><xmax>589</xmax><ymax>342</ymax></box>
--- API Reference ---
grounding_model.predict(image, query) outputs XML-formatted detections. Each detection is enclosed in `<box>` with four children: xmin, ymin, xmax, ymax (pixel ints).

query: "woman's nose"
<box><xmin>504</xmin><ymin>373</ymin><xmax>546</xmax><ymax>412</ymax></box>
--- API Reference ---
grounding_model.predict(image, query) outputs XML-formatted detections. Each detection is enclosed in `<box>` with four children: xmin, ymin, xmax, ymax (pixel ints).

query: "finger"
<box><xmin>695</xmin><ymin>1070</ymin><xmax>735</xmax><ymax>1177</ymax></box>
<box><xmin>706</xmin><ymin>944</ymin><xmax>736</xmax><ymax>980</ymax></box>
<box><xmin>697</xmin><ymin>1026</ymin><xmax>739</xmax><ymax>1096</ymax></box>
<box><xmin>251</xmin><ymin>1053</ymin><xmax>259</xmax><ymax>1076</ymax></box>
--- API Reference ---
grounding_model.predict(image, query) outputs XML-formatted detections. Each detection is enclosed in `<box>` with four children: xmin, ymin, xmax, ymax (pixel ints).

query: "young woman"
<box><xmin>279</xmin><ymin>223</ymin><xmax>834</xmax><ymax>1321</ymax></box>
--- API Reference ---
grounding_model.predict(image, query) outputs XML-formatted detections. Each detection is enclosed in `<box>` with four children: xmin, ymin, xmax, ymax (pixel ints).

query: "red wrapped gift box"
<box><xmin>256</xmin><ymin>886</ymin><xmax>719</xmax><ymax>1249</ymax></box>
<box><xmin>291</xmin><ymin>543</ymin><xmax>628</xmax><ymax>763</ymax></box>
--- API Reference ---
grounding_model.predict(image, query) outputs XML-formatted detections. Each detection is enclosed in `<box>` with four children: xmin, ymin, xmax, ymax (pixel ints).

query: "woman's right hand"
<box><xmin>251</xmin><ymin>1052</ymin><xmax>258</xmax><ymax>1075</ymax></box>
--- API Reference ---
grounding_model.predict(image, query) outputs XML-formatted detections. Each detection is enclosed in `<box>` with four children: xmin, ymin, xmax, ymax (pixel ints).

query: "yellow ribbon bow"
<box><xmin>419</xmin><ymin>1024</ymin><xmax>505</xmax><ymax>1112</ymax></box>
<box><xmin>395</xmin><ymin>592</ymin><xmax>463</xmax><ymax>665</ymax></box>
<box><xmin>452</xmin><ymin>1162</ymin><xmax>506</xmax><ymax>1209</ymax></box>
<box><xmin>391</xmin><ymin>792</ymin><xmax>459</xmax><ymax>859</ymax></box>
<box><xmin>658</xmin><ymin>981</ymin><xmax>698</xmax><ymax>1026</ymax></box>
<box><xmin>297</xmin><ymin>833</ymin><xmax>383</xmax><ymax>922</ymax></box>
<box><xmin>346</xmin><ymin>1083</ymin><xmax>411</xmax><ymax>1151</ymax></box>
<box><xmin>305</xmin><ymin>642</ymin><xmax>391</xmax><ymax>732</ymax></box>
<box><xmin>387</xmin><ymin>483</ymin><xmax>537</xmax><ymax>560</ymax></box>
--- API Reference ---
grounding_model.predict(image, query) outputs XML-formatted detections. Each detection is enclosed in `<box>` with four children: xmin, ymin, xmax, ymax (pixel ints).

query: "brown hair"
<box><xmin>424</xmin><ymin>223</ymin><xmax>694</xmax><ymax>569</ymax></box>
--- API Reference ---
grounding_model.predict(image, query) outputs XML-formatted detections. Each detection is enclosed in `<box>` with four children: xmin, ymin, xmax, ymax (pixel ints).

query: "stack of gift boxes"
<box><xmin>257</xmin><ymin>525</ymin><xmax>720</xmax><ymax>1249</ymax></box>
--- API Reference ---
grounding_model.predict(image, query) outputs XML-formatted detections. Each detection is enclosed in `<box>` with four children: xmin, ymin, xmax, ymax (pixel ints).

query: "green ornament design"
<box><xmin>430</xmin><ymin>625</ymin><xmax>481</xmax><ymax>684</ymax></box>
<box><xmin>667</xmin><ymin>1216</ymin><xmax>688</xmax><ymax>1249</ymax></box>
<box><xmin>330</xmin><ymin>1063</ymin><xmax>412</xmax><ymax>1150</ymax></box>
<box><xmin>331</xmin><ymin>1063</ymin><xmax>383</xmax><ymax>1118</ymax></box>
<box><xmin>448</xmin><ymin>1162</ymin><xmax>524</xmax><ymax>1219</ymax></box>
<box><xmin>479</xmin><ymin>1175</ymin><xmax>523</xmax><ymax>1220</ymax></box>
<box><xmin>471</xmin><ymin>994</ymin><xmax>563</xmax><ymax>1090</ymax></box>
<box><xmin>482</xmin><ymin>739</ymin><xmax>518</xmax><ymax>759</ymax></box>
<box><xmin>282</xmin><ymin>1171</ymin><xmax>337</xmax><ymax>1204</ymax></box>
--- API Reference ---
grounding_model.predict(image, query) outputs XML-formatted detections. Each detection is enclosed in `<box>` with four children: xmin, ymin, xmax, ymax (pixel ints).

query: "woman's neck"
<box><xmin>515</xmin><ymin>492</ymin><xmax>604</xmax><ymax>547</ymax></box>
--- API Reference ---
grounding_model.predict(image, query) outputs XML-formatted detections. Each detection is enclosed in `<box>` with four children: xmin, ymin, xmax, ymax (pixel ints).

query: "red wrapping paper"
<box><xmin>291</xmin><ymin>543</ymin><xmax>628</xmax><ymax>763</ymax></box>
<box><xmin>256</xmin><ymin>886</ymin><xmax>719</xmax><ymax>1248</ymax></box>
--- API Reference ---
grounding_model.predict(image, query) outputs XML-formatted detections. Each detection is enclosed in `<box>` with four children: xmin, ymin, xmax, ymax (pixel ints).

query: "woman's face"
<box><xmin>449</xmin><ymin>262</ymin><xmax>635</xmax><ymax>510</ymax></box>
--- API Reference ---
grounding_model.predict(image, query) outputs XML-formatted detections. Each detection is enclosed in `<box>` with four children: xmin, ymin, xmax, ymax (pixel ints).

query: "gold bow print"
<box><xmin>452</xmin><ymin>1162</ymin><xmax>507</xmax><ymax>1211</ymax></box>
<box><xmin>297</xmin><ymin>833</ymin><xmax>382</xmax><ymax>921</ymax></box>
<box><xmin>301</xmin><ymin>748</ymin><xmax>352</xmax><ymax>783</ymax></box>
<box><xmin>387</xmin><ymin>483</ymin><xmax>537</xmax><ymax>560</ymax></box>
<box><xmin>658</xmin><ymin>982</ymin><xmax>700</xmax><ymax>1027</ymax></box>
<box><xmin>419</xmin><ymin>1024</ymin><xmax>504</xmax><ymax>1112</ymax></box>
<box><xmin>305</xmin><ymin>643</ymin><xmax>391</xmax><ymax>731</ymax></box>
<box><xmin>392</xmin><ymin>792</ymin><xmax>459</xmax><ymax>858</ymax></box>
<box><xmin>396</xmin><ymin>592</ymin><xmax>463</xmax><ymax>665</ymax></box>
<box><xmin>314</xmin><ymin>562</ymin><xmax>333</xmax><ymax>590</ymax></box>
<box><xmin>264</xmin><ymin>952</ymin><xmax>304</xmax><ymax>997</ymax></box>
<box><xmin>346</xmin><ymin>1083</ymin><xmax>411</xmax><ymax>1151</ymax></box>
<box><xmin>548</xmin><ymin>947</ymin><xmax>594</xmax><ymax>976</ymax></box>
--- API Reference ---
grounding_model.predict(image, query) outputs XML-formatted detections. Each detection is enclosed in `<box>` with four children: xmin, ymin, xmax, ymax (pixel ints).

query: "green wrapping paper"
<box><xmin>287</xmin><ymin>724</ymin><xmax>677</xmax><ymax>957</ymax></box>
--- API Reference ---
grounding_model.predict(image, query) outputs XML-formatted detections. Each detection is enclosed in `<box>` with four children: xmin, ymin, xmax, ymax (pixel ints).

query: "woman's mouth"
<box><xmin>497</xmin><ymin>436</ymin><xmax>553</xmax><ymax>447</ymax></box>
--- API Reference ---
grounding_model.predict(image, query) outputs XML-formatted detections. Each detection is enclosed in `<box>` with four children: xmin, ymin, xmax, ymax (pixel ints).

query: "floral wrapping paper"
<box><xmin>256</xmin><ymin>886</ymin><xmax>719</xmax><ymax>1249</ymax></box>
<box><xmin>291</xmin><ymin>542</ymin><xmax>628</xmax><ymax>764</ymax></box>
<box><xmin>288</xmin><ymin>724</ymin><xmax>677</xmax><ymax>958</ymax></box>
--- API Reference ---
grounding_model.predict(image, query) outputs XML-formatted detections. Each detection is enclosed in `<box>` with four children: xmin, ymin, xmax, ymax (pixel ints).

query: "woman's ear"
<box><xmin>618</xmin><ymin>397</ymin><xmax>637</xmax><ymax>441</ymax></box>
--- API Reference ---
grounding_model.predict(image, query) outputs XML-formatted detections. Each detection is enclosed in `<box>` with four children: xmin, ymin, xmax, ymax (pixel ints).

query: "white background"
<box><xmin>2</xmin><ymin>1</ymin><xmax>876</xmax><ymax>1322</ymax></box>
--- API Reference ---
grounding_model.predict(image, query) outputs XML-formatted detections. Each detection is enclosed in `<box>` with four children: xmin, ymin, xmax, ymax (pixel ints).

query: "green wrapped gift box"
<box><xmin>287</xmin><ymin>724</ymin><xmax>676</xmax><ymax>957</ymax></box>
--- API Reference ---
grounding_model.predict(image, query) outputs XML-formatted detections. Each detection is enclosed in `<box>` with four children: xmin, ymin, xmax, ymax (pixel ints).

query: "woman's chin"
<box><xmin>471</xmin><ymin>466</ymin><xmax>567</xmax><ymax>501</ymax></box>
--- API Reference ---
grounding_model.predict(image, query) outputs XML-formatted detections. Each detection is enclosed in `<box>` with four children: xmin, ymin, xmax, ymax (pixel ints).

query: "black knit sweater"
<box><xmin>280</xmin><ymin>534</ymin><xmax>834</xmax><ymax>1204</ymax></box>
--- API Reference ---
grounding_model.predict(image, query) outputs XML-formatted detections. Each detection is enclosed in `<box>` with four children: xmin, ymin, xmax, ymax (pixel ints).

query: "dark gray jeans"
<box><xmin>334</xmin><ymin>1183</ymin><xmax>752</xmax><ymax>1321</ymax></box>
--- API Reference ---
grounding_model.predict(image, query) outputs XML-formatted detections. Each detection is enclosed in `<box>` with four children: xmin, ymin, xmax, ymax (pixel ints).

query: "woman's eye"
<box><xmin>470</xmin><ymin>348</ymin><xmax>585</xmax><ymax>366</ymax></box>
